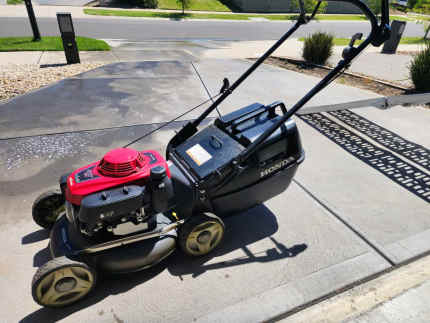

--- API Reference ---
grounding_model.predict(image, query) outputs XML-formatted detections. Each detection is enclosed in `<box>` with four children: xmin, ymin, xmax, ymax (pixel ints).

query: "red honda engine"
<box><xmin>65</xmin><ymin>148</ymin><xmax>170</xmax><ymax>205</ymax></box>
<box><xmin>63</xmin><ymin>148</ymin><xmax>173</xmax><ymax>237</ymax></box>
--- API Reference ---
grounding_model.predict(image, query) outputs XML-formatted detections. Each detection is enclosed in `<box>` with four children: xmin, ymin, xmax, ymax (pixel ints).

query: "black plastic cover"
<box><xmin>174</xmin><ymin>125</ymin><xmax>244</xmax><ymax>180</ymax></box>
<box><xmin>211</xmin><ymin>159</ymin><xmax>301</xmax><ymax>215</ymax></box>
<box><xmin>78</xmin><ymin>185</ymin><xmax>144</xmax><ymax>226</ymax></box>
<box><xmin>59</xmin><ymin>172</ymin><xmax>71</xmax><ymax>197</ymax></box>
<box><xmin>215</xmin><ymin>103</ymin><xmax>266</xmax><ymax>127</ymax></box>
<box><xmin>219</xmin><ymin>102</ymin><xmax>297</xmax><ymax>163</ymax></box>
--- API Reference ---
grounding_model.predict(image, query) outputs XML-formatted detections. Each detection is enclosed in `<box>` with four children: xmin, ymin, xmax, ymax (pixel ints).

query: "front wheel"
<box><xmin>178</xmin><ymin>213</ymin><xmax>225</xmax><ymax>257</ymax></box>
<box><xmin>32</xmin><ymin>190</ymin><xmax>65</xmax><ymax>229</ymax></box>
<box><xmin>32</xmin><ymin>257</ymin><xmax>97</xmax><ymax>308</ymax></box>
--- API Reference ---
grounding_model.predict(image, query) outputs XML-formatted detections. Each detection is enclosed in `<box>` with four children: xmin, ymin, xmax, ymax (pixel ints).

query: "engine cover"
<box><xmin>79</xmin><ymin>185</ymin><xmax>144</xmax><ymax>228</ymax></box>
<box><xmin>65</xmin><ymin>148</ymin><xmax>170</xmax><ymax>205</ymax></box>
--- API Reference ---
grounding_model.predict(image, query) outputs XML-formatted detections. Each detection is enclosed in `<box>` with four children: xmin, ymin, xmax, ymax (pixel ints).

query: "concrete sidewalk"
<box><xmin>0</xmin><ymin>4</ymin><xmax>88</xmax><ymax>18</ymax></box>
<box><xmin>283</xmin><ymin>254</ymin><xmax>430</xmax><ymax>323</ymax></box>
<box><xmin>349</xmin><ymin>281</ymin><xmax>430</xmax><ymax>323</ymax></box>
<box><xmin>202</xmin><ymin>39</ymin><xmax>420</xmax><ymax>86</ymax></box>
<box><xmin>0</xmin><ymin>4</ymin><xmax>180</xmax><ymax>19</ymax></box>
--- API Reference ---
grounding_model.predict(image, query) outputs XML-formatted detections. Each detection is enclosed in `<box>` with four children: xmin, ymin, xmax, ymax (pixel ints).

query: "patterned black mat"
<box><xmin>299</xmin><ymin>113</ymin><xmax>430</xmax><ymax>203</ymax></box>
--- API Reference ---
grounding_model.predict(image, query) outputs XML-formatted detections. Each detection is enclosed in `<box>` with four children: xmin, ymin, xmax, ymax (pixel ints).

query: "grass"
<box><xmin>298</xmin><ymin>36</ymin><xmax>428</xmax><ymax>46</ymax></box>
<box><xmin>311</xmin><ymin>14</ymin><xmax>413</xmax><ymax>21</ymax></box>
<box><xmin>83</xmin><ymin>10</ymin><xmax>429</xmax><ymax>23</ymax></box>
<box><xmin>257</xmin><ymin>14</ymin><xmax>298</xmax><ymax>21</ymax></box>
<box><xmin>313</xmin><ymin>14</ymin><xmax>368</xmax><ymax>21</ymax></box>
<box><xmin>82</xmin><ymin>9</ymin><xmax>347</xmax><ymax>21</ymax></box>
<box><xmin>83</xmin><ymin>9</ymin><xmax>250</xmax><ymax>20</ymax></box>
<box><xmin>7</xmin><ymin>0</ymin><xmax>23</xmax><ymax>4</ymax></box>
<box><xmin>0</xmin><ymin>36</ymin><xmax>110</xmax><ymax>51</ymax></box>
<box><xmin>157</xmin><ymin>0</ymin><xmax>232</xmax><ymax>12</ymax></box>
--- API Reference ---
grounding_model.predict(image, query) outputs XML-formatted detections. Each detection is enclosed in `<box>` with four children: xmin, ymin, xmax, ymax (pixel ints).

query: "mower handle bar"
<box><xmin>167</xmin><ymin>0</ymin><xmax>390</xmax><ymax>165</ymax></box>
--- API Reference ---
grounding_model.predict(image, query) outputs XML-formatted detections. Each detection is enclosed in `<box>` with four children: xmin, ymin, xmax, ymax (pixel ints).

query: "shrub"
<box><xmin>410</xmin><ymin>41</ymin><xmax>430</xmax><ymax>92</ymax></box>
<box><xmin>414</xmin><ymin>0</ymin><xmax>430</xmax><ymax>14</ymax></box>
<box><xmin>302</xmin><ymin>32</ymin><xmax>334</xmax><ymax>65</ymax></box>
<box><xmin>409</xmin><ymin>0</ymin><xmax>418</xmax><ymax>9</ymax></box>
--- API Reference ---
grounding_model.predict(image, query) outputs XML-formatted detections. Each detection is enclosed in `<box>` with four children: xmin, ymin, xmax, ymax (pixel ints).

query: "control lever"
<box><xmin>220</xmin><ymin>78</ymin><xmax>230</xmax><ymax>94</ymax></box>
<box><xmin>342</xmin><ymin>32</ymin><xmax>363</xmax><ymax>60</ymax></box>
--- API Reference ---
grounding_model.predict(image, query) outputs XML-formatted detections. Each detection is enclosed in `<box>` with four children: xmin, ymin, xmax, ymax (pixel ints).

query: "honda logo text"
<box><xmin>260</xmin><ymin>159</ymin><xmax>289</xmax><ymax>178</ymax></box>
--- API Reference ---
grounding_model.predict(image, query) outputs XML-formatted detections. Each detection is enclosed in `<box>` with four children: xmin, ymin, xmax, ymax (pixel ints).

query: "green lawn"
<box><xmin>313</xmin><ymin>14</ymin><xmax>368</xmax><ymax>21</ymax></box>
<box><xmin>7</xmin><ymin>0</ymin><xmax>23</xmax><ymax>4</ymax></box>
<box><xmin>157</xmin><ymin>0</ymin><xmax>232</xmax><ymax>12</ymax></box>
<box><xmin>83</xmin><ymin>9</ymin><xmax>427</xmax><ymax>23</ymax></box>
<box><xmin>83</xmin><ymin>9</ymin><xmax>250</xmax><ymax>20</ymax></box>
<box><xmin>0</xmin><ymin>36</ymin><xmax>110</xmax><ymax>51</ymax></box>
<box><xmin>299</xmin><ymin>36</ymin><xmax>428</xmax><ymax>46</ymax></box>
<box><xmin>82</xmin><ymin>9</ymin><xmax>343</xmax><ymax>21</ymax></box>
<box><xmin>312</xmin><ymin>14</ymin><xmax>412</xmax><ymax>21</ymax></box>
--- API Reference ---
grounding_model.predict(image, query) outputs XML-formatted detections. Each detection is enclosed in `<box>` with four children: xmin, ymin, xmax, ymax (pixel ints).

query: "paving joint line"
<box><xmin>110</xmin><ymin>49</ymin><xmax>121</xmax><ymax>62</ymax></box>
<box><xmin>0</xmin><ymin>118</ymin><xmax>215</xmax><ymax>142</ymax></box>
<box><xmin>37</xmin><ymin>51</ymin><xmax>44</xmax><ymax>65</ymax></box>
<box><xmin>292</xmin><ymin>178</ymin><xmax>396</xmax><ymax>266</ymax></box>
<box><xmin>268</xmin><ymin>244</ymin><xmax>430</xmax><ymax>322</ymax></box>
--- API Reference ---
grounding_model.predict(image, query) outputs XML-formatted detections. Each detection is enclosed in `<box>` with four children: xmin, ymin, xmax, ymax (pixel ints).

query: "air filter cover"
<box><xmin>98</xmin><ymin>148</ymin><xmax>146</xmax><ymax>177</ymax></box>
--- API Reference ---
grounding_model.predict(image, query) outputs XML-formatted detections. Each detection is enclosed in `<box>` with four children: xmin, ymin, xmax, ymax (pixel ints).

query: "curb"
<box><xmin>196</xmin><ymin>251</ymin><xmax>390</xmax><ymax>323</ymax></box>
<box><xmin>273</xmin><ymin>56</ymin><xmax>411</xmax><ymax>91</ymax></box>
<box><xmin>299</xmin><ymin>92</ymin><xmax>430</xmax><ymax>115</ymax></box>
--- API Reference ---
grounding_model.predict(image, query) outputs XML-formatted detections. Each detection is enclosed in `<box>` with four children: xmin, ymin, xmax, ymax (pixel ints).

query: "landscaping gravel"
<box><xmin>0</xmin><ymin>62</ymin><xmax>106</xmax><ymax>103</ymax></box>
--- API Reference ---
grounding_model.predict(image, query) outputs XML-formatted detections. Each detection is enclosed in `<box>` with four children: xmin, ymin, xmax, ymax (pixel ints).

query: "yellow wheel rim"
<box><xmin>35</xmin><ymin>265</ymin><xmax>94</xmax><ymax>307</ymax></box>
<box><xmin>185</xmin><ymin>220</ymin><xmax>224</xmax><ymax>256</ymax></box>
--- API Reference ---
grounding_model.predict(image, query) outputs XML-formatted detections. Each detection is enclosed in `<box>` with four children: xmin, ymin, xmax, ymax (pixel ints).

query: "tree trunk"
<box><xmin>182</xmin><ymin>1</ymin><xmax>185</xmax><ymax>14</ymax></box>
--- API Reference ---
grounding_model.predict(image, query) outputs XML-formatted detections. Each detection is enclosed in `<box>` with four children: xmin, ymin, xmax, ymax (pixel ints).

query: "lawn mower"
<box><xmin>30</xmin><ymin>0</ymin><xmax>391</xmax><ymax>307</ymax></box>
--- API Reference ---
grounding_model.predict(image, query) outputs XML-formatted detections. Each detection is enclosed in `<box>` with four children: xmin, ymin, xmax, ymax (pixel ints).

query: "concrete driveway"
<box><xmin>35</xmin><ymin>0</ymin><xmax>91</xmax><ymax>6</ymax></box>
<box><xmin>0</xmin><ymin>45</ymin><xmax>429</xmax><ymax>322</ymax></box>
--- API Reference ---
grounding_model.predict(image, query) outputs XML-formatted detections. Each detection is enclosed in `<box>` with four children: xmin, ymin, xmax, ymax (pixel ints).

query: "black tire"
<box><xmin>32</xmin><ymin>257</ymin><xmax>97</xmax><ymax>308</ymax></box>
<box><xmin>32</xmin><ymin>190</ymin><xmax>65</xmax><ymax>229</ymax></box>
<box><xmin>178</xmin><ymin>213</ymin><xmax>225</xmax><ymax>257</ymax></box>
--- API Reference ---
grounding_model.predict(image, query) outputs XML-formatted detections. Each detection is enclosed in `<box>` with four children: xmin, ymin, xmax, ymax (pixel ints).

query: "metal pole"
<box><xmin>57</xmin><ymin>13</ymin><xmax>80</xmax><ymax>65</ymax></box>
<box><xmin>24</xmin><ymin>0</ymin><xmax>41</xmax><ymax>41</ymax></box>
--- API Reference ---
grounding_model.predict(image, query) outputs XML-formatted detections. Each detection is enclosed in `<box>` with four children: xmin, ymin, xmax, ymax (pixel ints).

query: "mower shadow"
<box><xmin>21</xmin><ymin>204</ymin><xmax>307</xmax><ymax>323</ymax></box>
<box><xmin>168</xmin><ymin>204</ymin><xmax>307</xmax><ymax>278</ymax></box>
<box><xmin>32</xmin><ymin>245</ymin><xmax>52</xmax><ymax>268</ymax></box>
<box><xmin>22</xmin><ymin>229</ymin><xmax>50</xmax><ymax>245</ymax></box>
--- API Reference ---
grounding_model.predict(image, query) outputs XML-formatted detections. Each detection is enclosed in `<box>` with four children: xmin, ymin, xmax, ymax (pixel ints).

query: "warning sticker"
<box><xmin>186</xmin><ymin>144</ymin><xmax>212</xmax><ymax>166</ymax></box>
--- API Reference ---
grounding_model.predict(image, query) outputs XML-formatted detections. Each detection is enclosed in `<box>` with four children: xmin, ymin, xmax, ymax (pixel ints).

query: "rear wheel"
<box><xmin>179</xmin><ymin>213</ymin><xmax>225</xmax><ymax>257</ymax></box>
<box><xmin>32</xmin><ymin>190</ymin><xmax>65</xmax><ymax>229</ymax></box>
<box><xmin>32</xmin><ymin>257</ymin><xmax>97</xmax><ymax>308</ymax></box>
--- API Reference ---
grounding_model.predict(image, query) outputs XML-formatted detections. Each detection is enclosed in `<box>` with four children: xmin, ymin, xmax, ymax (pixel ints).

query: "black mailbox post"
<box><xmin>381</xmin><ymin>20</ymin><xmax>407</xmax><ymax>54</ymax></box>
<box><xmin>57</xmin><ymin>13</ymin><xmax>80</xmax><ymax>64</ymax></box>
<box><xmin>24</xmin><ymin>0</ymin><xmax>41</xmax><ymax>41</ymax></box>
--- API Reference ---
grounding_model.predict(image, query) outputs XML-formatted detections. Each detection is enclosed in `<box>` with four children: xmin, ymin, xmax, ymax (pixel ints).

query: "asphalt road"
<box><xmin>0</xmin><ymin>17</ymin><xmax>424</xmax><ymax>41</ymax></box>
